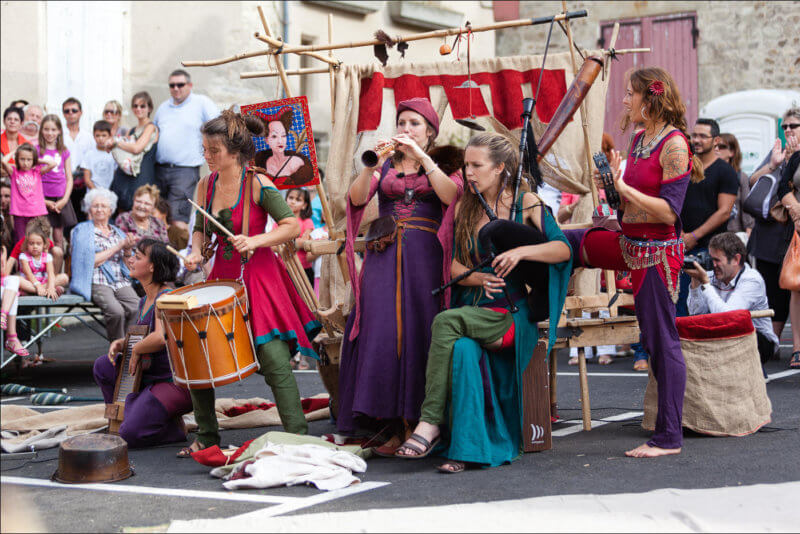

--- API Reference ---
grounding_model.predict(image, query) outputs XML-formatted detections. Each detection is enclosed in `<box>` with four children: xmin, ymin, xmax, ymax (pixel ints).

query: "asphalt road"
<box><xmin>1</xmin><ymin>324</ymin><xmax>799</xmax><ymax>532</ymax></box>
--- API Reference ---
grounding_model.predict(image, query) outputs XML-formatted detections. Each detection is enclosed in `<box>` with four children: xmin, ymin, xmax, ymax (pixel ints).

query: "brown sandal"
<box><xmin>394</xmin><ymin>433</ymin><xmax>440</xmax><ymax>459</ymax></box>
<box><xmin>176</xmin><ymin>440</ymin><xmax>207</xmax><ymax>458</ymax></box>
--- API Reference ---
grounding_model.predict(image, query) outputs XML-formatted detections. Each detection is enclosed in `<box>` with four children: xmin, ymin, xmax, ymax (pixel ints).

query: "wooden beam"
<box><xmin>240</xmin><ymin>67</ymin><xmax>330</xmax><ymax>79</ymax></box>
<box><xmin>183</xmin><ymin>49</ymin><xmax>270</xmax><ymax>67</ymax></box>
<box><xmin>253</xmin><ymin>33</ymin><xmax>340</xmax><ymax>66</ymax></box>
<box><xmin>248</xmin><ymin>11</ymin><xmax>587</xmax><ymax>55</ymax></box>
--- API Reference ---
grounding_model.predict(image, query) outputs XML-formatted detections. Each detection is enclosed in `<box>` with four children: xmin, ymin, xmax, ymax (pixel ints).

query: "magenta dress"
<box><xmin>202</xmin><ymin>172</ymin><xmax>320</xmax><ymax>356</ymax></box>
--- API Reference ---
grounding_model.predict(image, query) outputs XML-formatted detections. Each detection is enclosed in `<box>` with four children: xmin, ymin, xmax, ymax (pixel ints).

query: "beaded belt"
<box><xmin>619</xmin><ymin>235</ymin><xmax>684</xmax><ymax>302</ymax></box>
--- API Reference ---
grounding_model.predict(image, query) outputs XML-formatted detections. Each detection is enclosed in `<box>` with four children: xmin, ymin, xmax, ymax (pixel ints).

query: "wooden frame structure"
<box><xmin>182</xmin><ymin>3</ymin><xmax>652</xmax><ymax>433</ymax></box>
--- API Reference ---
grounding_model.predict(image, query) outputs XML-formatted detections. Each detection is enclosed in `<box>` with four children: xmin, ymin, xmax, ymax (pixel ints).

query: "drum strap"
<box><xmin>242</xmin><ymin>168</ymin><xmax>253</xmax><ymax>262</ymax></box>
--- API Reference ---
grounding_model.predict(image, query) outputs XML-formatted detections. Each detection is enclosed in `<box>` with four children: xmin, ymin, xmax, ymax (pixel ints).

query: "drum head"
<box><xmin>182</xmin><ymin>284</ymin><xmax>237</xmax><ymax>306</ymax></box>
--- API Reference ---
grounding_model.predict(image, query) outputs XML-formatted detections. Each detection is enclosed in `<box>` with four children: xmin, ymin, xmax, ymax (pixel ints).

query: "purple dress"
<box><xmin>93</xmin><ymin>292</ymin><xmax>193</xmax><ymax>448</ymax></box>
<box><xmin>337</xmin><ymin>162</ymin><xmax>462</xmax><ymax>434</ymax></box>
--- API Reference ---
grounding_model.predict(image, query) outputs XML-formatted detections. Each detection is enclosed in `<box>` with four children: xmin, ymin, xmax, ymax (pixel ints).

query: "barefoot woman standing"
<box><xmin>564</xmin><ymin>67</ymin><xmax>702</xmax><ymax>458</ymax></box>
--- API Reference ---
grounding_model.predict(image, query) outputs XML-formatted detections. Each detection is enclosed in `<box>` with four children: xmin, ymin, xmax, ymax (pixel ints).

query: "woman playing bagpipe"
<box><xmin>339</xmin><ymin>98</ymin><xmax>464</xmax><ymax>454</ymax></box>
<box><xmin>181</xmin><ymin>111</ymin><xmax>320</xmax><ymax>457</ymax></box>
<box><xmin>93</xmin><ymin>239</ymin><xmax>193</xmax><ymax>447</ymax></box>
<box><xmin>563</xmin><ymin>67</ymin><xmax>701</xmax><ymax>458</ymax></box>
<box><xmin>395</xmin><ymin>132</ymin><xmax>572</xmax><ymax>472</ymax></box>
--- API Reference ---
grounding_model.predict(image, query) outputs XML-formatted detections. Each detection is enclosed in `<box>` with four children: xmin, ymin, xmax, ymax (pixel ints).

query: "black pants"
<box><xmin>755</xmin><ymin>259</ymin><xmax>790</xmax><ymax>324</ymax></box>
<box><xmin>756</xmin><ymin>330</ymin><xmax>777</xmax><ymax>365</ymax></box>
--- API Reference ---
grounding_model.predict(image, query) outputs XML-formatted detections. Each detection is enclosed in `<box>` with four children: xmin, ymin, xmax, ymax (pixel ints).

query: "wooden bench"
<box><xmin>1</xmin><ymin>294</ymin><xmax>107</xmax><ymax>370</ymax></box>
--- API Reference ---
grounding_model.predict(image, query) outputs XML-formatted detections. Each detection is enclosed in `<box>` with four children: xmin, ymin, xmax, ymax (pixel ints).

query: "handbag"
<box><xmin>743</xmin><ymin>172</ymin><xmax>784</xmax><ymax>222</ymax></box>
<box><xmin>779</xmin><ymin>230</ymin><xmax>800</xmax><ymax>291</ymax></box>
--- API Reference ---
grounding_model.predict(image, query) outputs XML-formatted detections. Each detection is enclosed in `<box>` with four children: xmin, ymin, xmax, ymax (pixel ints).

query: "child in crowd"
<box><xmin>1</xmin><ymin>143</ymin><xmax>55</xmax><ymax>242</ymax></box>
<box><xmin>18</xmin><ymin>217</ymin><xmax>68</xmax><ymax>299</ymax></box>
<box><xmin>81</xmin><ymin>121</ymin><xmax>117</xmax><ymax>191</ymax></box>
<box><xmin>39</xmin><ymin>114</ymin><xmax>77</xmax><ymax>249</ymax></box>
<box><xmin>284</xmin><ymin>188</ymin><xmax>315</xmax><ymax>371</ymax></box>
<box><xmin>285</xmin><ymin>188</ymin><xmax>315</xmax><ymax>283</ymax></box>
<box><xmin>1</xmin><ymin>212</ymin><xmax>31</xmax><ymax>362</ymax></box>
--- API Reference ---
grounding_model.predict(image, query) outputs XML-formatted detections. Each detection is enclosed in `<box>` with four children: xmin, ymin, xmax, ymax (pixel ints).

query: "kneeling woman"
<box><xmin>93</xmin><ymin>238</ymin><xmax>192</xmax><ymax>447</ymax></box>
<box><xmin>396</xmin><ymin>133</ymin><xmax>572</xmax><ymax>472</ymax></box>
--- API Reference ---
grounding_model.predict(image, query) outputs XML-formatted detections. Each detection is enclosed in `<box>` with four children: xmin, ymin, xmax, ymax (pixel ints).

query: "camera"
<box><xmin>683</xmin><ymin>250</ymin><xmax>713</xmax><ymax>271</ymax></box>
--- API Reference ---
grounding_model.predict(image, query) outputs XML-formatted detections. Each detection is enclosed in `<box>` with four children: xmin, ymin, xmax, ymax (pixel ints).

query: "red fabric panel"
<box><xmin>356</xmin><ymin>68</ymin><xmax>567</xmax><ymax>133</ymax></box>
<box><xmin>487</xmin><ymin>70</ymin><xmax>525</xmax><ymax>128</ymax></box>
<box><xmin>387</xmin><ymin>74</ymin><xmax>431</xmax><ymax>110</ymax></box>
<box><xmin>191</xmin><ymin>438</ymin><xmax>256</xmax><ymax>466</ymax></box>
<box><xmin>440</xmin><ymin>74</ymin><xmax>490</xmax><ymax>120</ymax></box>
<box><xmin>523</xmin><ymin>68</ymin><xmax>568</xmax><ymax>123</ymax></box>
<box><xmin>357</xmin><ymin>72</ymin><xmax>385</xmax><ymax>132</ymax></box>
<box><xmin>675</xmin><ymin>309</ymin><xmax>754</xmax><ymax>340</ymax></box>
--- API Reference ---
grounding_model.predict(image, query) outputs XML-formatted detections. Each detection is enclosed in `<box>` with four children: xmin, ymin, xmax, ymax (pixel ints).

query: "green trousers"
<box><xmin>419</xmin><ymin>307</ymin><xmax>513</xmax><ymax>425</ymax></box>
<box><xmin>189</xmin><ymin>338</ymin><xmax>308</xmax><ymax>447</ymax></box>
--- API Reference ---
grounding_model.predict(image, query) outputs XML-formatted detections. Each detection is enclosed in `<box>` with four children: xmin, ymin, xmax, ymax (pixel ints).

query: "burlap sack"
<box><xmin>642</xmin><ymin>331</ymin><xmax>772</xmax><ymax>436</ymax></box>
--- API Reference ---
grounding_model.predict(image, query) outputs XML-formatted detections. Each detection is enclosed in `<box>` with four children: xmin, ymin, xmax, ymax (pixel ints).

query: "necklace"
<box><xmin>632</xmin><ymin>123</ymin><xmax>668</xmax><ymax>163</ymax></box>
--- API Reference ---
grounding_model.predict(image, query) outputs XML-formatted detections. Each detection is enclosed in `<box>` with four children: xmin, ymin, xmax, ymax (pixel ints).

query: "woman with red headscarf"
<box><xmin>339</xmin><ymin>98</ymin><xmax>464</xmax><ymax>454</ymax></box>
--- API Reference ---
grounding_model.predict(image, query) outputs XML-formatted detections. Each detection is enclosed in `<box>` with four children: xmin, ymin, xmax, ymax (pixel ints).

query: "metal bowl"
<box><xmin>52</xmin><ymin>434</ymin><xmax>133</xmax><ymax>484</ymax></box>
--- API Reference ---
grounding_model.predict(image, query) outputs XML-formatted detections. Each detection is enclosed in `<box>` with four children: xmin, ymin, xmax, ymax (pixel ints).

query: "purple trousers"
<box><xmin>565</xmin><ymin>228</ymin><xmax>685</xmax><ymax>449</ymax></box>
<box><xmin>93</xmin><ymin>355</ymin><xmax>193</xmax><ymax>448</ymax></box>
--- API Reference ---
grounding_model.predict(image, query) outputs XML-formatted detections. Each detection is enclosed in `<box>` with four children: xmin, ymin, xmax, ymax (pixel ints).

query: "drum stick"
<box><xmin>166</xmin><ymin>245</ymin><xmax>188</xmax><ymax>261</ymax></box>
<box><xmin>186</xmin><ymin>198</ymin><xmax>236</xmax><ymax>239</ymax></box>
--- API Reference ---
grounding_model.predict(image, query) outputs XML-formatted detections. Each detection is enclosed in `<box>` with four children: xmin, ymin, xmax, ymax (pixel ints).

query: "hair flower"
<box><xmin>649</xmin><ymin>80</ymin><xmax>665</xmax><ymax>96</ymax></box>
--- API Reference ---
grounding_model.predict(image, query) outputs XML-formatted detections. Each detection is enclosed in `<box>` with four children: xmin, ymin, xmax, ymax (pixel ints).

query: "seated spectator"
<box><xmin>114</xmin><ymin>184</ymin><xmax>169</xmax><ymax>243</ymax></box>
<box><xmin>17</xmin><ymin>217</ymin><xmax>68</xmax><ymax>299</ymax></box>
<box><xmin>108</xmin><ymin>92</ymin><xmax>159</xmax><ymax>212</ymax></box>
<box><xmin>6</xmin><ymin>235</ymin><xmax>63</xmax><ymax>282</ymax></box>
<box><xmin>21</xmin><ymin>104</ymin><xmax>44</xmax><ymax>146</ymax></box>
<box><xmin>81</xmin><ymin>121</ymin><xmax>117</xmax><ymax>191</ymax></box>
<box><xmin>1</xmin><ymin>107</ymin><xmax>29</xmax><ymax>177</ymax></box>
<box><xmin>69</xmin><ymin>188</ymin><xmax>138</xmax><ymax>340</ymax></box>
<box><xmin>685</xmin><ymin>232</ymin><xmax>779</xmax><ymax>367</ymax></box>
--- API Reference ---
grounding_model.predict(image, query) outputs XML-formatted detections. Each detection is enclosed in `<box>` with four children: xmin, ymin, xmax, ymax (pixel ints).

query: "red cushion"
<box><xmin>675</xmin><ymin>309</ymin><xmax>754</xmax><ymax>340</ymax></box>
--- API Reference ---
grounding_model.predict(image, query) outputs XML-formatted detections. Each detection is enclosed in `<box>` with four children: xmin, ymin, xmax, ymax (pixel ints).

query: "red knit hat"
<box><xmin>396</xmin><ymin>97</ymin><xmax>439</xmax><ymax>136</ymax></box>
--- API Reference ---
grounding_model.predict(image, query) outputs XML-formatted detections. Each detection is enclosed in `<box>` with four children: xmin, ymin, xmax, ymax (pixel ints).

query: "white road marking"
<box><xmin>1</xmin><ymin>476</ymin><xmax>301</xmax><ymax>504</ymax></box>
<box><xmin>0</xmin><ymin>396</ymin><xmax>25</xmax><ymax>403</ymax></box>
<box><xmin>218</xmin><ymin>481</ymin><xmax>391</xmax><ymax>520</ymax></box>
<box><xmin>552</xmin><ymin>411</ymin><xmax>643</xmax><ymax>437</ymax></box>
<box><xmin>766</xmin><ymin>369</ymin><xmax>800</xmax><ymax>382</ymax></box>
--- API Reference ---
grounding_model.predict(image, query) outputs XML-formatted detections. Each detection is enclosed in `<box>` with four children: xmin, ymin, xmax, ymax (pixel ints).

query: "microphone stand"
<box><xmin>511</xmin><ymin>97</ymin><xmax>536</xmax><ymax>220</ymax></box>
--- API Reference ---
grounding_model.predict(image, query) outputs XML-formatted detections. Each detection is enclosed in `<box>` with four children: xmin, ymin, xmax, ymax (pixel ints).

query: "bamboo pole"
<box><xmin>253</xmin><ymin>33</ymin><xmax>340</xmax><ymax>66</ymax></box>
<box><xmin>255</xmin><ymin>6</ymin><xmax>342</xmax><ymax>315</ymax></box>
<box><xmin>183</xmin><ymin>49</ymin><xmax>271</xmax><ymax>68</ymax></box>
<box><xmin>249</xmin><ymin>10</ymin><xmax>587</xmax><ymax>55</ymax></box>
<box><xmin>240</xmin><ymin>67</ymin><xmax>330</xmax><ymax>79</ymax></box>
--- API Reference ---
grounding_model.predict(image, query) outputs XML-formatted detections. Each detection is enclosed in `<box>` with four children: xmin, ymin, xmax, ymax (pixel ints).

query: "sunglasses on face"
<box><xmin>63</xmin><ymin>108</ymin><xmax>80</xmax><ymax>114</ymax></box>
<box><xmin>715</xmin><ymin>144</ymin><xmax>729</xmax><ymax>150</ymax></box>
<box><xmin>169</xmin><ymin>82</ymin><xmax>187</xmax><ymax>89</ymax></box>
<box><xmin>781</xmin><ymin>123</ymin><xmax>800</xmax><ymax>131</ymax></box>
<box><xmin>132</xmin><ymin>103</ymin><xmax>148</xmax><ymax>109</ymax></box>
<box><xmin>103</xmin><ymin>109</ymin><xmax>119</xmax><ymax>115</ymax></box>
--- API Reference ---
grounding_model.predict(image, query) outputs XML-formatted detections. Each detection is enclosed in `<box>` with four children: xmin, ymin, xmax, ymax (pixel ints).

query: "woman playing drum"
<box><xmin>93</xmin><ymin>238</ymin><xmax>193</xmax><ymax>448</ymax></box>
<box><xmin>181</xmin><ymin>110</ymin><xmax>320</xmax><ymax>457</ymax></box>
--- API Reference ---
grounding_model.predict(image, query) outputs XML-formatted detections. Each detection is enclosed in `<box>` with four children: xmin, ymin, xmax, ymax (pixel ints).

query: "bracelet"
<box><xmin>424</xmin><ymin>164</ymin><xmax>440</xmax><ymax>176</ymax></box>
<box><xmin>690</xmin><ymin>231</ymin><xmax>698</xmax><ymax>240</ymax></box>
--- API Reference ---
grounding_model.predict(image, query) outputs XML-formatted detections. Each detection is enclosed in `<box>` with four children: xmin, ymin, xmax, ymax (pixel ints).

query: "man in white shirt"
<box><xmin>153</xmin><ymin>69</ymin><xmax>219</xmax><ymax>230</ymax></box>
<box><xmin>62</xmin><ymin>97</ymin><xmax>95</xmax><ymax>221</ymax></box>
<box><xmin>685</xmin><ymin>232</ymin><xmax>779</xmax><ymax>367</ymax></box>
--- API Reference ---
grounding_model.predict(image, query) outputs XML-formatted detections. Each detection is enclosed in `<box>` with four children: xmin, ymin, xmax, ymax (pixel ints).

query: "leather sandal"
<box><xmin>5</xmin><ymin>334</ymin><xmax>29</xmax><ymax>357</ymax></box>
<box><xmin>177</xmin><ymin>440</ymin><xmax>207</xmax><ymax>458</ymax></box>
<box><xmin>436</xmin><ymin>460</ymin><xmax>466</xmax><ymax>474</ymax></box>
<box><xmin>394</xmin><ymin>433</ymin><xmax>440</xmax><ymax>459</ymax></box>
<box><xmin>790</xmin><ymin>351</ymin><xmax>800</xmax><ymax>369</ymax></box>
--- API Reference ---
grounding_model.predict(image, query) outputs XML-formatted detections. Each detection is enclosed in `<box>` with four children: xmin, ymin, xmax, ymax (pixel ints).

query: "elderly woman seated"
<box><xmin>114</xmin><ymin>184</ymin><xmax>169</xmax><ymax>243</ymax></box>
<box><xmin>69</xmin><ymin>188</ymin><xmax>138</xmax><ymax>340</ymax></box>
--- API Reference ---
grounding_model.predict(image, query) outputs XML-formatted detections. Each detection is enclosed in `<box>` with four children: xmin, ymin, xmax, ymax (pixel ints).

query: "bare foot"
<box><xmin>625</xmin><ymin>443</ymin><xmax>681</xmax><ymax>458</ymax></box>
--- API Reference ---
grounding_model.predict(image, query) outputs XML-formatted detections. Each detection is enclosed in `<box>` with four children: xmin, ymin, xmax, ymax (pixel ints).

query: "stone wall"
<box><xmin>496</xmin><ymin>1</ymin><xmax>800</xmax><ymax>109</ymax></box>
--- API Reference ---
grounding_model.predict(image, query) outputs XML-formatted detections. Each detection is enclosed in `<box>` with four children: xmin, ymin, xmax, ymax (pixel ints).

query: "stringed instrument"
<box><xmin>105</xmin><ymin>325</ymin><xmax>149</xmax><ymax>434</ymax></box>
<box><xmin>592</xmin><ymin>151</ymin><xmax>621</xmax><ymax>210</ymax></box>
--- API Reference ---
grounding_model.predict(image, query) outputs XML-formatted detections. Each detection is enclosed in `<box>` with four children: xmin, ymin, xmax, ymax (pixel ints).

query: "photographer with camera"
<box><xmin>685</xmin><ymin>232</ymin><xmax>778</xmax><ymax>369</ymax></box>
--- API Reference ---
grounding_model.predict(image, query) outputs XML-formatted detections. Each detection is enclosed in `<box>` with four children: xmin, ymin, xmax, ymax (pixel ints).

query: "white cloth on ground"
<box><xmin>220</xmin><ymin>441</ymin><xmax>367</xmax><ymax>492</ymax></box>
